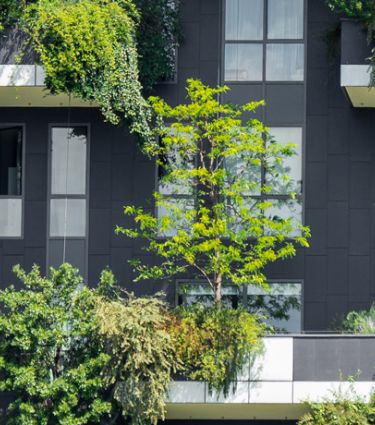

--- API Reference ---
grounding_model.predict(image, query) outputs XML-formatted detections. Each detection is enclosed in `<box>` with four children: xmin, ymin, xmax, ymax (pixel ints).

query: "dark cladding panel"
<box><xmin>294</xmin><ymin>337</ymin><xmax>375</xmax><ymax>381</ymax></box>
<box><xmin>265</xmin><ymin>84</ymin><xmax>304</xmax><ymax>125</ymax></box>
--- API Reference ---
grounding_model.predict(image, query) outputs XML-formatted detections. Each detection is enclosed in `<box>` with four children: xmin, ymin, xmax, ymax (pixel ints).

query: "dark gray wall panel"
<box><xmin>265</xmin><ymin>85</ymin><xmax>304</xmax><ymax>125</ymax></box>
<box><xmin>304</xmin><ymin>0</ymin><xmax>375</xmax><ymax>329</ymax></box>
<box><xmin>294</xmin><ymin>337</ymin><xmax>375</xmax><ymax>381</ymax></box>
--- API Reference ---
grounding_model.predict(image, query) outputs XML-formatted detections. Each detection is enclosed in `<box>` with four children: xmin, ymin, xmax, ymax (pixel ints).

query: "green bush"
<box><xmin>326</xmin><ymin>0</ymin><xmax>374</xmax><ymax>21</ymax></box>
<box><xmin>169</xmin><ymin>304</ymin><xmax>265</xmax><ymax>396</ymax></box>
<box><xmin>339</xmin><ymin>304</ymin><xmax>375</xmax><ymax>334</ymax></box>
<box><xmin>299</xmin><ymin>383</ymin><xmax>375</xmax><ymax>425</ymax></box>
<box><xmin>0</xmin><ymin>264</ymin><xmax>178</xmax><ymax>425</ymax></box>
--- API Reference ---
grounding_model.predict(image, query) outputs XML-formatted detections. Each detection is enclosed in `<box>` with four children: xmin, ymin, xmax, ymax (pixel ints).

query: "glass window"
<box><xmin>177</xmin><ymin>281</ymin><xmax>302</xmax><ymax>333</ymax></box>
<box><xmin>266</xmin><ymin>43</ymin><xmax>304</xmax><ymax>81</ymax></box>
<box><xmin>266</xmin><ymin>198</ymin><xmax>303</xmax><ymax>236</ymax></box>
<box><xmin>268</xmin><ymin>0</ymin><xmax>304</xmax><ymax>39</ymax></box>
<box><xmin>177</xmin><ymin>282</ymin><xmax>241</xmax><ymax>309</ymax></box>
<box><xmin>0</xmin><ymin>127</ymin><xmax>22</xmax><ymax>196</ymax></box>
<box><xmin>50</xmin><ymin>199</ymin><xmax>86</xmax><ymax>237</ymax></box>
<box><xmin>0</xmin><ymin>198</ymin><xmax>22</xmax><ymax>237</ymax></box>
<box><xmin>225</xmin><ymin>0</ymin><xmax>263</xmax><ymax>41</ymax></box>
<box><xmin>266</xmin><ymin>127</ymin><xmax>302</xmax><ymax>195</ymax></box>
<box><xmin>51</xmin><ymin>127</ymin><xmax>87</xmax><ymax>195</ymax></box>
<box><xmin>225</xmin><ymin>43</ymin><xmax>263</xmax><ymax>81</ymax></box>
<box><xmin>246</xmin><ymin>283</ymin><xmax>302</xmax><ymax>333</ymax></box>
<box><xmin>157</xmin><ymin>197</ymin><xmax>194</xmax><ymax>237</ymax></box>
<box><xmin>225</xmin><ymin>156</ymin><xmax>261</xmax><ymax>196</ymax></box>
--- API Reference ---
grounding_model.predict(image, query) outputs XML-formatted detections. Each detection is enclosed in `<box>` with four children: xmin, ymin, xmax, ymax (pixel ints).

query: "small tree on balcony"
<box><xmin>117</xmin><ymin>79</ymin><xmax>310</xmax><ymax>303</ymax></box>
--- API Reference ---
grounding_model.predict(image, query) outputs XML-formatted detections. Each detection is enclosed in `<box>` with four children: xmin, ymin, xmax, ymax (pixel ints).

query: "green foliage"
<box><xmin>339</xmin><ymin>304</ymin><xmax>375</xmax><ymax>334</ymax></box>
<box><xmin>22</xmin><ymin>0</ymin><xmax>151</xmax><ymax>141</ymax></box>
<box><xmin>299</xmin><ymin>383</ymin><xmax>375</xmax><ymax>425</ymax></box>
<box><xmin>0</xmin><ymin>0</ymin><xmax>181</xmax><ymax>140</ymax></box>
<box><xmin>326</xmin><ymin>0</ymin><xmax>374</xmax><ymax>20</ymax></box>
<box><xmin>95</xmin><ymin>292</ymin><xmax>178</xmax><ymax>425</ymax></box>
<box><xmin>0</xmin><ymin>264</ymin><xmax>178</xmax><ymax>425</ymax></box>
<box><xmin>117</xmin><ymin>79</ymin><xmax>310</xmax><ymax>302</ymax></box>
<box><xmin>134</xmin><ymin>0</ymin><xmax>181</xmax><ymax>92</ymax></box>
<box><xmin>0</xmin><ymin>263</ymin><xmax>112</xmax><ymax>424</ymax></box>
<box><xmin>169</xmin><ymin>304</ymin><xmax>264</xmax><ymax>396</ymax></box>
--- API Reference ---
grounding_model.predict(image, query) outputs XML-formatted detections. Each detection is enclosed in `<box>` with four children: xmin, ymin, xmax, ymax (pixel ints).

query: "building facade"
<box><xmin>1</xmin><ymin>0</ymin><xmax>375</xmax><ymax>422</ymax></box>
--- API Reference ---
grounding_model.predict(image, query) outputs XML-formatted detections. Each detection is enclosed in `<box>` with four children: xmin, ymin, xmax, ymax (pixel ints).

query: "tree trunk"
<box><xmin>214</xmin><ymin>274</ymin><xmax>222</xmax><ymax>305</ymax></box>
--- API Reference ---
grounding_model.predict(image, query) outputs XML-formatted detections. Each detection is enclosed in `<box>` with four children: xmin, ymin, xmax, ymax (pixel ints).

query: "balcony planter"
<box><xmin>340</xmin><ymin>19</ymin><xmax>375</xmax><ymax>106</ymax></box>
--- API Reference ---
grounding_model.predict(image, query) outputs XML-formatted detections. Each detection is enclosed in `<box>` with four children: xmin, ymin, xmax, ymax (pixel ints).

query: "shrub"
<box><xmin>169</xmin><ymin>304</ymin><xmax>265</xmax><ymax>396</ymax></box>
<box><xmin>339</xmin><ymin>304</ymin><xmax>375</xmax><ymax>334</ymax></box>
<box><xmin>299</xmin><ymin>382</ymin><xmax>375</xmax><ymax>425</ymax></box>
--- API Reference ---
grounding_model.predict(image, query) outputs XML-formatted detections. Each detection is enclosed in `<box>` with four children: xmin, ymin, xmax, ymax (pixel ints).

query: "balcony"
<box><xmin>166</xmin><ymin>335</ymin><xmax>375</xmax><ymax>420</ymax></box>
<box><xmin>341</xmin><ymin>20</ymin><xmax>375</xmax><ymax>107</ymax></box>
<box><xmin>0</xmin><ymin>28</ymin><xmax>91</xmax><ymax>107</ymax></box>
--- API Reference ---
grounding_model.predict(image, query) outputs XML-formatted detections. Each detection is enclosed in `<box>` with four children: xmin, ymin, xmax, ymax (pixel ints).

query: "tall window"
<box><xmin>177</xmin><ymin>281</ymin><xmax>302</xmax><ymax>333</ymax></box>
<box><xmin>0</xmin><ymin>126</ymin><xmax>23</xmax><ymax>237</ymax></box>
<box><xmin>224</xmin><ymin>0</ymin><xmax>304</xmax><ymax>82</ymax></box>
<box><xmin>49</xmin><ymin>126</ymin><xmax>88</xmax><ymax>238</ymax></box>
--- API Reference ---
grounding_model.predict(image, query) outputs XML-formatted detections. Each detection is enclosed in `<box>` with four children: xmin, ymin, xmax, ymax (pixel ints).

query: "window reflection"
<box><xmin>177</xmin><ymin>282</ymin><xmax>302</xmax><ymax>333</ymax></box>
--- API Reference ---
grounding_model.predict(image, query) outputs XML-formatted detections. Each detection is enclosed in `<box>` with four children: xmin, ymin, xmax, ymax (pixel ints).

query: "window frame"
<box><xmin>223</xmin><ymin>0</ymin><xmax>305</xmax><ymax>84</ymax></box>
<box><xmin>0</xmin><ymin>123</ymin><xmax>25</xmax><ymax>239</ymax></box>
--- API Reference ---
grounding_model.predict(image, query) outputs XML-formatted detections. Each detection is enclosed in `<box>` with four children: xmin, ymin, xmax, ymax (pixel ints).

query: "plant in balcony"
<box><xmin>326</xmin><ymin>0</ymin><xmax>375</xmax><ymax>84</ymax></box>
<box><xmin>168</xmin><ymin>304</ymin><xmax>265</xmax><ymax>396</ymax></box>
<box><xmin>0</xmin><ymin>0</ymin><xmax>181</xmax><ymax>141</ymax></box>
<box><xmin>338</xmin><ymin>304</ymin><xmax>375</xmax><ymax>334</ymax></box>
<box><xmin>117</xmin><ymin>79</ymin><xmax>310</xmax><ymax>393</ymax></box>
<box><xmin>298</xmin><ymin>380</ymin><xmax>375</xmax><ymax>425</ymax></box>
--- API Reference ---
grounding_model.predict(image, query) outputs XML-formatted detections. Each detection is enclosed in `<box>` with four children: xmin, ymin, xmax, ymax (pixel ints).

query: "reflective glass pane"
<box><xmin>157</xmin><ymin>197</ymin><xmax>194</xmax><ymax>237</ymax></box>
<box><xmin>266</xmin><ymin>44</ymin><xmax>304</xmax><ymax>81</ymax></box>
<box><xmin>246</xmin><ymin>283</ymin><xmax>302</xmax><ymax>333</ymax></box>
<box><xmin>50</xmin><ymin>199</ymin><xmax>86</xmax><ymax>237</ymax></box>
<box><xmin>226</xmin><ymin>0</ymin><xmax>263</xmax><ymax>40</ymax></box>
<box><xmin>268</xmin><ymin>0</ymin><xmax>304</xmax><ymax>39</ymax></box>
<box><xmin>225</xmin><ymin>156</ymin><xmax>261</xmax><ymax>196</ymax></box>
<box><xmin>177</xmin><ymin>282</ymin><xmax>241</xmax><ymax>309</ymax></box>
<box><xmin>0</xmin><ymin>198</ymin><xmax>22</xmax><ymax>237</ymax></box>
<box><xmin>0</xmin><ymin>127</ymin><xmax>22</xmax><ymax>196</ymax></box>
<box><xmin>266</xmin><ymin>127</ymin><xmax>302</xmax><ymax>194</ymax></box>
<box><xmin>158</xmin><ymin>148</ymin><xmax>194</xmax><ymax>196</ymax></box>
<box><xmin>51</xmin><ymin>127</ymin><xmax>87</xmax><ymax>195</ymax></box>
<box><xmin>266</xmin><ymin>198</ymin><xmax>302</xmax><ymax>237</ymax></box>
<box><xmin>225</xmin><ymin>43</ymin><xmax>263</xmax><ymax>81</ymax></box>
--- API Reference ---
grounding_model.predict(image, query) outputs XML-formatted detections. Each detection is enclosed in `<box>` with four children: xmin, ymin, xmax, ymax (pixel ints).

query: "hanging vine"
<box><xmin>0</xmin><ymin>0</ymin><xmax>181</xmax><ymax>142</ymax></box>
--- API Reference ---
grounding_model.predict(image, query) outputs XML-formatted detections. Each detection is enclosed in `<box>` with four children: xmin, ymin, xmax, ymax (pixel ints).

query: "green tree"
<box><xmin>117</xmin><ymin>79</ymin><xmax>310</xmax><ymax>303</ymax></box>
<box><xmin>0</xmin><ymin>264</ymin><xmax>178</xmax><ymax>425</ymax></box>
<box><xmin>0</xmin><ymin>264</ymin><xmax>112</xmax><ymax>425</ymax></box>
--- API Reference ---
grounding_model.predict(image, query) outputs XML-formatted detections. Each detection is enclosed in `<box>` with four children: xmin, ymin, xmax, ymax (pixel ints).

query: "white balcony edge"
<box><xmin>168</xmin><ymin>380</ymin><xmax>375</xmax><ymax>405</ymax></box>
<box><xmin>341</xmin><ymin>64</ymin><xmax>370</xmax><ymax>87</ymax></box>
<box><xmin>167</xmin><ymin>337</ymin><xmax>375</xmax><ymax>405</ymax></box>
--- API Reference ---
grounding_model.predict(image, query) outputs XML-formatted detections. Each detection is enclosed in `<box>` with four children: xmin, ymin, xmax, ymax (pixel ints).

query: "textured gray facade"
<box><xmin>0</xmin><ymin>0</ymin><xmax>375</xmax><ymax>331</ymax></box>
